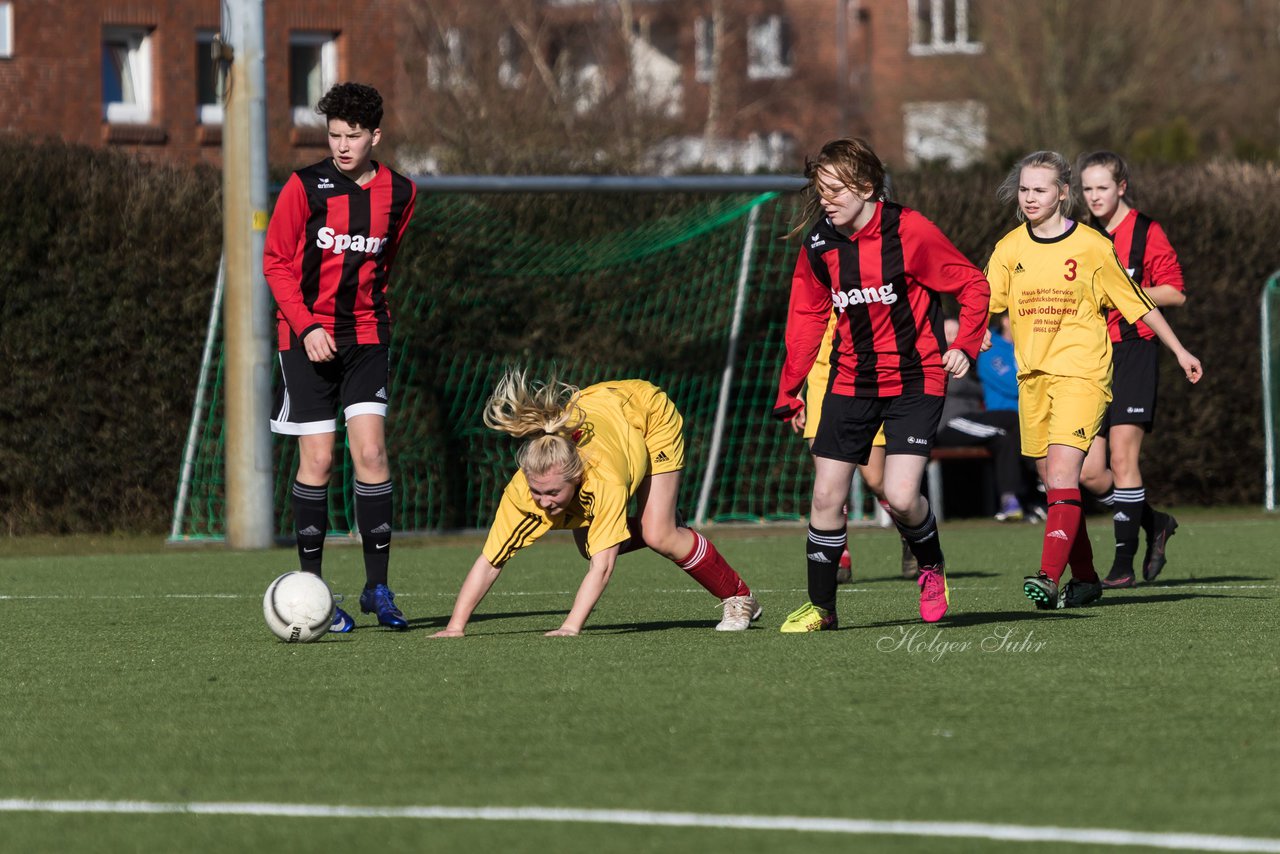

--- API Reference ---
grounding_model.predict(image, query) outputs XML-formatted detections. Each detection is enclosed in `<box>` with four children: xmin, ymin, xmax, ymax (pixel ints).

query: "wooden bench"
<box><xmin>927</xmin><ymin>446</ymin><xmax>993</xmax><ymax>522</ymax></box>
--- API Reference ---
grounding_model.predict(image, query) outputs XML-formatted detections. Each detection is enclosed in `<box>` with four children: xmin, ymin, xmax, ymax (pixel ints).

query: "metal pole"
<box><xmin>221</xmin><ymin>0</ymin><xmax>274</xmax><ymax>548</ymax></box>
<box><xmin>1263</xmin><ymin>276</ymin><xmax>1276</xmax><ymax>511</ymax></box>
<box><xmin>695</xmin><ymin>203</ymin><xmax>762</xmax><ymax>525</ymax></box>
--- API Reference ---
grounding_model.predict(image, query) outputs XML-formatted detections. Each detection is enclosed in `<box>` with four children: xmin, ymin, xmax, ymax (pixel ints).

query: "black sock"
<box><xmin>806</xmin><ymin>525</ymin><xmax>846</xmax><ymax>612</ymax></box>
<box><xmin>292</xmin><ymin>481</ymin><xmax>329</xmax><ymax>575</ymax></box>
<box><xmin>1111</xmin><ymin>487</ymin><xmax>1144</xmax><ymax>573</ymax></box>
<box><xmin>355</xmin><ymin>479</ymin><xmax>393</xmax><ymax>589</ymax></box>
<box><xmin>896</xmin><ymin>506</ymin><xmax>944</xmax><ymax>568</ymax></box>
<box><xmin>1140</xmin><ymin>500</ymin><xmax>1157</xmax><ymax>538</ymax></box>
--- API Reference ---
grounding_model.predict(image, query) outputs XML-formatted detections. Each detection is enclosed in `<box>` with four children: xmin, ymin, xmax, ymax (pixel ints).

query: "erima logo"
<box><xmin>807</xmin><ymin>552</ymin><xmax>831</xmax><ymax>563</ymax></box>
<box><xmin>1014</xmin><ymin>263</ymin><xmax>1026</xmax><ymax>274</ymax></box>
<box><xmin>809</xmin><ymin>233</ymin><xmax>827</xmax><ymax>248</ymax></box>
<box><xmin>831</xmin><ymin>281</ymin><xmax>899</xmax><ymax>311</ymax></box>
<box><xmin>655</xmin><ymin>451</ymin><xmax>669</xmax><ymax>462</ymax></box>
<box><xmin>1073</xmin><ymin>427</ymin><xmax>1088</xmax><ymax>439</ymax></box>
<box><xmin>1048</xmin><ymin>529</ymin><xmax>1069</xmax><ymax>540</ymax></box>
<box><xmin>376</xmin><ymin>387</ymin><xmax>388</xmax><ymax>400</ymax></box>
<box><xmin>1126</xmin><ymin>267</ymin><xmax>1137</xmax><ymax>277</ymax></box>
<box><xmin>316</xmin><ymin>226</ymin><xmax>388</xmax><ymax>256</ymax></box>
<box><xmin>317</xmin><ymin>177</ymin><xmax>334</xmax><ymax>190</ymax></box>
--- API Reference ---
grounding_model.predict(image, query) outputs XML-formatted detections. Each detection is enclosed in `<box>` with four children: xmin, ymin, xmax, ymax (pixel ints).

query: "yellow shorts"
<box><xmin>628</xmin><ymin>381</ymin><xmax>686</xmax><ymax>475</ymax></box>
<box><xmin>1018</xmin><ymin>373</ymin><xmax>1109</xmax><ymax>457</ymax></box>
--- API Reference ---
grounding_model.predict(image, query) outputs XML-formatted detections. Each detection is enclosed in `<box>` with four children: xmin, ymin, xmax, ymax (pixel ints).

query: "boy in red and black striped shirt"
<box><xmin>774</xmin><ymin>138</ymin><xmax>990</xmax><ymax>631</ymax></box>
<box><xmin>264</xmin><ymin>82</ymin><xmax>417</xmax><ymax>632</ymax></box>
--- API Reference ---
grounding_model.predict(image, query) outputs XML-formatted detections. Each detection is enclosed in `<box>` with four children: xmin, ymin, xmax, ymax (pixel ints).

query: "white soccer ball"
<box><xmin>263</xmin><ymin>571</ymin><xmax>336</xmax><ymax>643</ymax></box>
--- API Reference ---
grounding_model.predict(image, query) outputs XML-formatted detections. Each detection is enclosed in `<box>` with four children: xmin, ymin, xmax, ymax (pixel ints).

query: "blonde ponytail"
<box><xmin>483</xmin><ymin>368</ymin><xmax>587</xmax><ymax>481</ymax></box>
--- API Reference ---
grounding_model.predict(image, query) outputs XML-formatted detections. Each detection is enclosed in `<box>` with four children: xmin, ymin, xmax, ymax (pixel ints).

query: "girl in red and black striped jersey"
<box><xmin>263</xmin><ymin>83</ymin><xmax>417</xmax><ymax>633</ymax></box>
<box><xmin>774</xmin><ymin>138</ymin><xmax>990</xmax><ymax>631</ymax></box>
<box><xmin>1076</xmin><ymin>152</ymin><xmax>1187</xmax><ymax>587</ymax></box>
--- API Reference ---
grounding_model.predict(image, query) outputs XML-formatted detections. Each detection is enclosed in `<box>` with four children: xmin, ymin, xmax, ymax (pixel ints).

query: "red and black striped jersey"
<box><xmin>775</xmin><ymin>202</ymin><xmax>990</xmax><ymax>416</ymax></box>
<box><xmin>1102</xmin><ymin>209</ymin><xmax>1184</xmax><ymax>343</ymax></box>
<box><xmin>264</xmin><ymin>158</ymin><xmax>417</xmax><ymax>350</ymax></box>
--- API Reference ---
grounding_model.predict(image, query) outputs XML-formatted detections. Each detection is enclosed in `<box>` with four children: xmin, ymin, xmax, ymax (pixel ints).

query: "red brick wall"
<box><xmin>0</xmin><ymin>0</ymin><xmax>401</xmax><ymax>170</ymax></box>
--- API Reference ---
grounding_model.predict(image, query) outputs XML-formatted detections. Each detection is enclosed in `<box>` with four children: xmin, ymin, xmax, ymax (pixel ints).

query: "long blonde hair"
<box><xmin>483</xmin><ymin>368</ymin><xmax>587</xmax><ymax>481</ymax></box>
<box><xmin>998</xmin><ymin>150</ymin><xmax>1075</xmax><ymax>222</ymax></box>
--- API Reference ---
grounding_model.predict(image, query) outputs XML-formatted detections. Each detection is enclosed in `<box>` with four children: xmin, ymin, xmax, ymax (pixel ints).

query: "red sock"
<box><xmin>1068</xmin><ymin>512</ymin><xmax>1099</xmax><ymax>583</ymax></box>
<box><xmin>1040</xmin><ymin>488</ymin><xmax>1083</xmax><ymax>584</ymax></box>
<box><xmin>676</xmin><ymin>530</ymin><xmax>749</xmax><ymax>599</ymax></box>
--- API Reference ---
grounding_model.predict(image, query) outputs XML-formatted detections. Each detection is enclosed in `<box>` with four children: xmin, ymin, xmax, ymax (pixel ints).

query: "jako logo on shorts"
<box><xmin>832</xmin><ymin>281</ymin><xmax>899</xmax><ymax>310</ymax></box>
<box><xmin>315</xmin><ymin>226</ymin><xmax>388</xmax><ymax>255</ymax></box>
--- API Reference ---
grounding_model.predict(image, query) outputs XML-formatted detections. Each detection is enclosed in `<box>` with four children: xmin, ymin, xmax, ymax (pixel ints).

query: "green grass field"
<box><xmin>2</xmin><ymin>509</ymin><xmax>1278</xmax><ymax>853</ymax></box>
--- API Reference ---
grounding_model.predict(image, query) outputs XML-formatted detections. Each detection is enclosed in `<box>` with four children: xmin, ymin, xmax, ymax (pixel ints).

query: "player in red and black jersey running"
<box><xmin>774</xmin><ymin>138</ymin><xmax>990</xmax><ymax>631</ymax></box>
<box><xmin>264</xmin><ymin>82</ymin><xmax>417</xmax><ymax>632</ymax></box>
<box><xmin>1076</xmin><ymin>151</ymin><xmax>1187</xmax><ymax>587</ymax></box>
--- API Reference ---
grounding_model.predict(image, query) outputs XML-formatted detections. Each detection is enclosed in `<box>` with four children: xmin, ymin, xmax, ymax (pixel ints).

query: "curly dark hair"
<box><xmin>315</xmin><ymin>82</ymin><xmax>383</xmax><ymax>130</ymax></box>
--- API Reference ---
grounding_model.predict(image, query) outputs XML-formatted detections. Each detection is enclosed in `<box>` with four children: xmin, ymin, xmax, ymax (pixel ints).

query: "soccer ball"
<box><xmin>263</xmin><ymin>571</ymin><xmax>336</xmax><ymax>643</ymax></box>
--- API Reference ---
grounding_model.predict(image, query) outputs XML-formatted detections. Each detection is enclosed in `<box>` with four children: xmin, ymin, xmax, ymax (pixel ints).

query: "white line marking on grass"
<box><xmin>0</xmin><ymin>800</ymin><xmax>1277</xmax><ymax>852</ymax></box>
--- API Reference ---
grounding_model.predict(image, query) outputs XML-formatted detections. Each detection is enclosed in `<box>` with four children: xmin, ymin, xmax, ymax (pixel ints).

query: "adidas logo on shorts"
<box><xmin>376</xmin><ymin>387</ymin><xmax>388</xmax><ymax>400</ymax></box>
<box><xmin>655</xmin><ymin>451</ymin><xmax>669</xmax><ymax>463</ymax></box>
<box><xmin>1073</xmin><ymin>427</ymin><xmax>1087</xmax><ymax>439</ymax></box>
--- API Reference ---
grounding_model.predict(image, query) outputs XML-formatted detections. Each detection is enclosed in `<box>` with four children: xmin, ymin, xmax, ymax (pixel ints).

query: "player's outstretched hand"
<box><xmin>545</xmin><ymin>626</ymin><xmax>580</xmax><ymax>637</ymax></box>
<box><xmin>941</xmin><ymin>348</ymin><xmax>971</xmax><ymax>379</ymax></box>
<box><xmin>430</xmin><ymin>628</ymin><xmax>465</xmax><ymax>638</ymax></box>
<box><xmin>1178</xmin><ymin>350</ymin><xmax>1203</xmax><ymax>384</ymax></box>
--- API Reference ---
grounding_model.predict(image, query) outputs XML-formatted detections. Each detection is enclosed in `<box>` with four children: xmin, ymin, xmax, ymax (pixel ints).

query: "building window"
<box><xmin>0</xmin><ymin>3</ymin><xmax>13</xmax><ymax>59</ymax></box>
<box><xmin>694</xmin><ymin>16</ymin><xmax>715</xmax><ymax>83</ymax></box>
<box><xmin>908</xmin><ymin>0</ymin><xmax>982</xmax><ymax>55</ymax></box>
<box><xmin>427</xmin><ymin>27</ymin><xmax>468</xmax><ymax>90</ymax></box>
<box><xmin>196</xmin><ymin>30</ymin><xmax>222</xmax><ymax>125</ymax></box>
<box><xmin>290</xmin><ymin>32</ymin><xmax>337</xmax><ymax>127</ymax></box>
<box><xmin>903</xmin><ymin>100</ymin><xmax>987</xmax><ymax>167</ymax></box>
<box><xmin>498</xmin><ymin>28</ymin><xmax>524</xmax><ymax>89</ymax></box>
<box><xmin>747</xmin><ymin>14</ymin><xmax>793</xmax><ymax>80</ymax></box>
<box><xmin>102</xmin><ymin>27</ymin><xmax>153</xmax><ymax>123</ymax></box>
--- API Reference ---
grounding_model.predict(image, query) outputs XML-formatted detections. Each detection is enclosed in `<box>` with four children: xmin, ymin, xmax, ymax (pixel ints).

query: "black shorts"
<box><xmin>812</xmin><ymin>392</ymin><xmax>945</xmax><ymax>464</ymax></box>
<box><xmin>1102</xmin><ymin>338</ymin><xmax>1159</xmax><ymax>433</ymax></box>
<box><xmin>270</xmin><ymin>343</ymin><xmax>390</xmax><ymax>436</ymax></box>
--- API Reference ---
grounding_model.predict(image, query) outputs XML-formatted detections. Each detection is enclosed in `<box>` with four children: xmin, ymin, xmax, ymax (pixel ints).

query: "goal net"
<box><xmin>170</xmin><ymin>181</ymin><xmax>836</xmax><ymax>541</ymax></box>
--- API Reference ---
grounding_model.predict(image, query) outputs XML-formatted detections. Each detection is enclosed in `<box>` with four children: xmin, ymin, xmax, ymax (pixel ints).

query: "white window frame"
<box><xmin>747</xmin><ymin>14</ymin><xmax>793</xmax><ymax>80</ymax></box>
<box><xmin>0</xmin><ymin>3</ymin><xmax>14</xmax><ymax>59</ymax></box>
<box><xmin>196</xmin><ymin>30</ymin><xmax>222</xmax><ymax>125</ymax></box>
<box><xmin>498</xmin><ymin>28</ymin><xmax>524</xmax><ymax>89</ymax></box>
<box><xmin>694</xmin><ymin>16</ymin><xmax>715</xmax><ymax>83</ymax></box>
<box><xmin>427</xmin><ymin>27</ymin><xmax>467</xmax><ymax>90</ymax></box>
<box><xmin>103</xmin><ymin>26</ymin><xmax>153</xmax><ymax>124</ymax></box>
<box><xmin>908</xmin><ymin>0</ymin><xmax>982</xmax><ymax>56</ymax></box>
<box><xmin>289</xmin><ymin>32</ymin><xmax>337</xmax><ymax>127</ymax></box>
<box><xmin>903</xmin><ymin>100</ymin><xmax>987</xmax><ymax>167</ymax></box>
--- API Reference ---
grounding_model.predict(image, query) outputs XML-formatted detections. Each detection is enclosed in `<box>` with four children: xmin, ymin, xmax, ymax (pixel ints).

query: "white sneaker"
<box><xmin>715</xmin><ymin>595</ymin><xmax>762</xmax><ymax>631</ymax></box>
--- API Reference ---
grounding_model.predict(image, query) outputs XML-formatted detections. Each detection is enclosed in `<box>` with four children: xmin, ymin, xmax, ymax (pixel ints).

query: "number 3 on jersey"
<box><xmin>1064</xmin><ymin>258</ymin><xmax>1078</xmax><ymax>281</ymax></box>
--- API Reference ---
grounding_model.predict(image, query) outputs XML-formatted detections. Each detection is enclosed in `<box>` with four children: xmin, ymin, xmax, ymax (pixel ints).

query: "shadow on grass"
<box><xmin>1141</xmin><ymin>575</ymin><xmax>1270</xmax><ymax>586</ymax></box>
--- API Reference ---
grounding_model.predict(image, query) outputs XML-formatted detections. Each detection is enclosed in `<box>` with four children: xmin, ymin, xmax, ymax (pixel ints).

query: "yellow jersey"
<box><xmin>482</xmin><ymin>380</ymin><xmax>657</xmax><ymax>567</ymax></box>
<box><xmin>986</xmin><ymin>221</ymin><xmax>1155</xmax><ymax>385</ymax></box>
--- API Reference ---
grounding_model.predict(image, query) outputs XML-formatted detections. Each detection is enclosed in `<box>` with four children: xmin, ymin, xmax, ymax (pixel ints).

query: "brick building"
<box><xmin>5</xmin><ymin>2</ymin><xmax>1264</xmax><ymax>172</ymax></box>
<box><xmin>0</xmin><ymin>0</ymin><xmax>402</xmax><ymax>169</ymax></box>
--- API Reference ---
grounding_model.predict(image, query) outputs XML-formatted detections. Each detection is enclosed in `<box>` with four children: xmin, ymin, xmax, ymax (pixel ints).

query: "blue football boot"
<box><xmin>359</xmin><ymin>584</ymin><xmax>408</xmax><ymax>630</ymax></box>
<box><xmin>330</xmin><ymin>604</ymin><xmax>355</xmax><ymax>633</ymax></box>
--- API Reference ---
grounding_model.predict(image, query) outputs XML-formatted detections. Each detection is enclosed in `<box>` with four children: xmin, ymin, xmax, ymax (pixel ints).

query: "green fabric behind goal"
<box><xmin>171</xmin><ymin>190</ymin><xmax>822</xmax><ymax>541</ymax></box>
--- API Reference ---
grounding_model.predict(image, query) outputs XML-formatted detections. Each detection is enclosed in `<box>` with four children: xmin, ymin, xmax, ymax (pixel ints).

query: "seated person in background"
<box><xmin>937</xmin><ymin>318</ymin><xmax>1033</xmax><ymax>521</ymax></box>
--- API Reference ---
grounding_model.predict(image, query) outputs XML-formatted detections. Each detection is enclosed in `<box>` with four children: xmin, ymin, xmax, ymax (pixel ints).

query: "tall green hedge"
<box><xmin>0</xmin><ymin>137</ymin><xmax>1276</xmax><ymax>534</ymax></box>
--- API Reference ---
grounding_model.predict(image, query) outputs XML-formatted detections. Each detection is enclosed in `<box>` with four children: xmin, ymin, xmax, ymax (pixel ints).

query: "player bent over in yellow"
<box><xmin>431</xmin><ymin>371</ymin><xmax>760</xmax><ymax>637</ymax></box>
